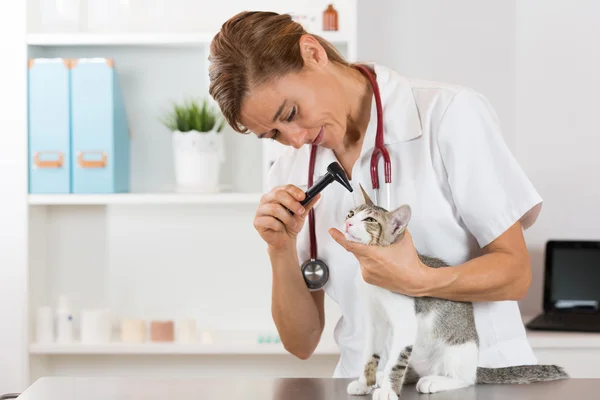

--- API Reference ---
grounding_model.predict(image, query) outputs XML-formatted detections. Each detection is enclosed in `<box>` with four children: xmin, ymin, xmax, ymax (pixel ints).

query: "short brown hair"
<box><xmin>208</xmin><ymin>11</ymin><xmax>349</xmax><ymax>133</ymax></box>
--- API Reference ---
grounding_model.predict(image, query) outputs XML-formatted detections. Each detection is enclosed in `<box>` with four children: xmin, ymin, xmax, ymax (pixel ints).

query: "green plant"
<box><xmin>161</xmin><ymin>98</ymin><xmax>226</xmax><ymax>133</ymax></box>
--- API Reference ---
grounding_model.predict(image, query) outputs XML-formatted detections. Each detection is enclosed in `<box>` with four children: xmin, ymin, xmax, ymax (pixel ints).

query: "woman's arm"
<box><xmin>269</xmin><ymin>244</ymin><xmax>325</xmax><ymax>359</ymax></box>
<box><xmin>328</xmin><ymin>221</ymin><xmax>532</xmax><ymax>303</ymax></box>
<box><xmin>420</xmin><ymin>221</ymin><xmax>532</xmax><ymax>301</ymax></box>
<box><xmin>254</xmin><ymin>184</ymin><xmax>325</xmax><ymax>360</ymax></box>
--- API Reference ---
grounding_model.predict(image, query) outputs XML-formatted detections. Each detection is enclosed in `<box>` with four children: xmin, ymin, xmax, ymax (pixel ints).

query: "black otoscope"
<box><xmin>292</xmin><ymin>161</ymin><xmax>353</xmax><ymax>291</ymax></box>
<box><xmin>289</xmin><ymin>162</ymin><xmax>353</xmax><ymax>214</ymax></box>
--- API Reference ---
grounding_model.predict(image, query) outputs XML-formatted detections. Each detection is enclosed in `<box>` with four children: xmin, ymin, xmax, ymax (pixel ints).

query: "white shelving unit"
<box><xmin>0</xmin><ymin>0</ymin><xmax>359</xmax><ymax>391</ymax></box>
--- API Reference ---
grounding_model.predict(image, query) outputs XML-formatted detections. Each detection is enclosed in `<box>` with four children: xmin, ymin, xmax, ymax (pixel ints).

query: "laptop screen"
<box><xmin>550</xmin><ymin>244</ymin><xmax>600</xmax><ymax>310</ymax></box>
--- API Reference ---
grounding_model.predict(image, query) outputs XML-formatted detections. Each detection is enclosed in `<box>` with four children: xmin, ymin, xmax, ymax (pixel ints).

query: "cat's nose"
<box><xmin>345</xmin><ymin>221</ymin><xmax>353</xmax><ymax>230</ymax></box>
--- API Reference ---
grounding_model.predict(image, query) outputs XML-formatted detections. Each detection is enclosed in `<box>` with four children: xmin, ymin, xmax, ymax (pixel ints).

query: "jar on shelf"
<box><xmin>322</xmin><ymin>4</ymin><xmax>338</xmax><ymax>31</ymax></box>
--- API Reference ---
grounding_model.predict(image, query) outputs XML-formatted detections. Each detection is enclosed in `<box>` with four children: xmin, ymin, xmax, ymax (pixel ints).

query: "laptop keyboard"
<box><xmin>527</xmin><ymin>312</ymin><xmax>600</xmax><ymax>333</ymax></box>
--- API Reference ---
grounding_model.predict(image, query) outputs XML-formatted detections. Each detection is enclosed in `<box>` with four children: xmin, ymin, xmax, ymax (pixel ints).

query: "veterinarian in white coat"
<box><xmin>265</xmin><ymin>63</ymin><xmax>541</xmax><ymax>378</ymax></box>
<box><xmin>208</xmin><ymin>12</ymin><xmax>541</xmax><ymax>379</ymax></box>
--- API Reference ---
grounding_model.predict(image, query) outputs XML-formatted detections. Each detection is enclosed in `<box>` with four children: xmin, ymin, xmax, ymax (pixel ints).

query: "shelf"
<box><xmin>29</xmin><ymin>330</ymin><xmax>600</xmax><ymax>355</ymax></box>
<box><xmin>28</xmin><ymin>192</ymin><xmax>263</xmax><ymax>205</ymax></box>
<box><xmin>27</xmin><ymin>31</ymin><xmax>352</xmax><ymax>47</ymax></box>
<box><xmin>29</xmin><ymin>341</ymin><xmax>339</xmax><ymax>356</ymax></box>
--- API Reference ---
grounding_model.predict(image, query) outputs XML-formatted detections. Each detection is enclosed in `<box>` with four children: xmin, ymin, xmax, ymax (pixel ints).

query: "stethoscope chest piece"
<box><xmin>301</xmin><ymin>258</ymin><xmax>329</xmax><ymax>291</ymax></box>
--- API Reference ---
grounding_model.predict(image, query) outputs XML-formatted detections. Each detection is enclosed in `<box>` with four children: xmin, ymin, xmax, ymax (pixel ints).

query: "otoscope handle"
<box><xmin>285</xmin><ymin>161</ymin><xmax>351</xmax><ymax>215</ymax></box>
<box><xmin>300</xmin><ymin>173</ymin><xmax>334</xmax><ymax>206</ymax></box>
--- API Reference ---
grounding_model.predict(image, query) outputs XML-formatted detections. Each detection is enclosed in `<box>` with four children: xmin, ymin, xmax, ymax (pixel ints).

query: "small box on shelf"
<box><xmin>71</xmin><ymin>58</ymin><xmax>130</xmax><ymax>194</ymax></box>
<box><xmin>28</xmin><ymin>58</ymin><xmax>72</xmax><ymax>194</ymax></box>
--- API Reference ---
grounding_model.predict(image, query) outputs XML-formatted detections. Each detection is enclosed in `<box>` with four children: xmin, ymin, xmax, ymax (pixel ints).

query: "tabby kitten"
<box><xmin>344</xmin><ymin>184</ymin><xmax>568</xmax><ymax>399</ymax></box>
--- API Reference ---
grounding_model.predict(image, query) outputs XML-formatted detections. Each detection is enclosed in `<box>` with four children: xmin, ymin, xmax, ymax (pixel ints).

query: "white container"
<box><xmin>55</xmin><ymin>295</ymin><xmax>73</xmax><ymax>343</ymax></box>
<box><xmin>121</xmin><ymin>319</ymin><xmax>146</xmax><ymax>343</ymax></box>
<box><xmin>35</xmin><ymin>306</ymin><xmax>54</xmax><ymax>343</ymax></box>
<box><xmin>176</xmin><ymin>319</ymin><xmax>197</xmax><ymax>343</ymax></box>
<box><xmin>172</xmin><ymin>130</ymin><xmax>224</xmax><ymax>192</ymax></box>
<box><xmin>80</xmin><ymin>309</ymin><xmax>111</xmax><ymax>344</ymax></box>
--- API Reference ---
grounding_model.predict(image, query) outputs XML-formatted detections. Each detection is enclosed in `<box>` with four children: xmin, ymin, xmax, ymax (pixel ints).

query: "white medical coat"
<box><xmin>266</xmin><ymin>63</ymin><xmax>542</xmax><ymax>378</ymax></box>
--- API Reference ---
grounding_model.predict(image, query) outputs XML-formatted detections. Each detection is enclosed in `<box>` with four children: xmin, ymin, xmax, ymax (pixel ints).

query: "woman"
<box><xmin>208</xmin><ymin>11</ymin><xmax>542</xmax><ymax>378</ymax></box>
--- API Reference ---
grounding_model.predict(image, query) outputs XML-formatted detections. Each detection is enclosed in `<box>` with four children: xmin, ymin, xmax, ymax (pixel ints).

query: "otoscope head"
<box><xmin>297</xmin><ymin>161</ymin><xmax>353</xmax><ymax>208</ymax></box>
<box><xmin>327</xmin><ymin>162</ymin><xmax>353</xmax><ymax>193</ymax></box>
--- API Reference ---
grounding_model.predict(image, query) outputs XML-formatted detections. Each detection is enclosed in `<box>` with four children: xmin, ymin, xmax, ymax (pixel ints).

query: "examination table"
<box><xmin>15</xmin><ymin>376</ymin><xmax>598</xmax><ymax>399</ymax></box>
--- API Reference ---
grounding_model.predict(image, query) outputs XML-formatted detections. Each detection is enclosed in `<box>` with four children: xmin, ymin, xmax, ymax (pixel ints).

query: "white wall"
<box><xmin>0</xmin><ymin>0</ymin><xmax>28</xmax><ymax>395</ymax></box>
<box><xmin>358</xmin><ymin>0</ymin><xmax>516</xmax><ymax>147</ymax></box>
<box><xmin>515</xmin><ymin>0</ymin><xmax>600</xmax><ymax>315</ymax></box>
<box><xmin>357</xmin><ymin>0</ymin><xmax>600</xmax><ymax>315</ymax></box>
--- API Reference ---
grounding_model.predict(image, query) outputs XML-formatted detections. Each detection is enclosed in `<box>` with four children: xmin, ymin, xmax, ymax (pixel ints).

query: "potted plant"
<box><xmin>161</xmin><ymin>98</ymin><xmax>226</xmax><ymax>192</ymax></box>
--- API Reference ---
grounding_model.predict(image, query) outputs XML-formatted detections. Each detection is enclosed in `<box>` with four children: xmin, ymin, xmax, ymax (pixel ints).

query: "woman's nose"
<box><xmin>289</xmin><ymin>129</ymin><xmax>310</xmax><ymax>149</ymax></box>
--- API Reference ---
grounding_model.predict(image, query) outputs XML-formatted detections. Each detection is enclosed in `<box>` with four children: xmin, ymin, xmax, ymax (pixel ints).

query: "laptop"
<box><xmin>526</xmin><ymin>240</ymin><xmax>600</xmax><ymax>333</ymax></box>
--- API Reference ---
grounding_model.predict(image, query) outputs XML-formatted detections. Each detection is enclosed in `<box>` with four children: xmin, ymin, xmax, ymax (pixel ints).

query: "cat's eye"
<box><xmin>346</xmin><ymin>211</ymin><xmax>354</xmax><ymax>219</ymax></box>
<box><xmin>363</xmin><ymin>217</ymin><xmax>377</xmax><ymax>223</ymax></box>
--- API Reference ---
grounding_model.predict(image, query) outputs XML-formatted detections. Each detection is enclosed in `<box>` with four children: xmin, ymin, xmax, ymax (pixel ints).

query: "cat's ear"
<box><xmin>359</xmin><ymin>183</ymin><xmax>374</xmax><ymax>207</ymax></box>
<box><xmin>388</xmin><ymin>204</ymin><xmax>411</xmax><ymax>237</ymax></box>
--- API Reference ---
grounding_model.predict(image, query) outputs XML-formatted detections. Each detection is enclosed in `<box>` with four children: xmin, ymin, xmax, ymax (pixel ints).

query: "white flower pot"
<box><xmin>172</xmin><ymin>130</ymin><xmax>224</xmax><ymax>192</ymax></box>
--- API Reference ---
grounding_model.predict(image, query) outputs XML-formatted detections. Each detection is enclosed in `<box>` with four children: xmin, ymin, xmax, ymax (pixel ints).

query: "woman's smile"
<box><xmin>311</xmin><ymin>127</ymin><xmax>324</xmax><ymax>145</ymax></box>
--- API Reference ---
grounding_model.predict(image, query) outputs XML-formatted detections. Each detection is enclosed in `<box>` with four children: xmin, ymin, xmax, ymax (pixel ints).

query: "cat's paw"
<box><xmin>347</xmin><ymin>379</ymin><xmax>372</xmax><ymax>396</ymax></box>
<box><xmin>375</xmin><ymin>371</ymin><xmax>384</xmax><ymax>388</ymax></box>
<box><xmin>416</xmin><ymin>376</ymin><xmax>468</xmax><ymax>394</ymax></box>
<box><xmin>372</xmin><ymin>386</ymin><xmax>399</xmax><ymax>400</ymax></box>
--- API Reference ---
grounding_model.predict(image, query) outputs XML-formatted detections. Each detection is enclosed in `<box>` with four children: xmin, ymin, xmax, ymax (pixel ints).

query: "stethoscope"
<box><xmin>301</xmin><ymin>64</ymin><xmax>391</xmax><ymax>291</ymax></box>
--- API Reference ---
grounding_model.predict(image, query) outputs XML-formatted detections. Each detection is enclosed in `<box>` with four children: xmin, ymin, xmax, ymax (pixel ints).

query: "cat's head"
<box><xmin>343</xmin><ymin>184</ymin><xmax>412</xmax><ymax>246</ymax></box>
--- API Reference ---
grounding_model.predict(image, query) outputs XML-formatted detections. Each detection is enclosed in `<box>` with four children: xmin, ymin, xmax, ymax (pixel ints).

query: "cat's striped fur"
<box><xmin>344</xmin><ymin>184</ymin><xmax>568</xmax><ymax>399</ymax></box>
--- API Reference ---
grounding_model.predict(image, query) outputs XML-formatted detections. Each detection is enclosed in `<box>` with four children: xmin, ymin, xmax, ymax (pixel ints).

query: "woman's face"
<box><xmin>239</xmin><ymin>39</ymin><xmax>349</xmax><ymax>150</ymax></box>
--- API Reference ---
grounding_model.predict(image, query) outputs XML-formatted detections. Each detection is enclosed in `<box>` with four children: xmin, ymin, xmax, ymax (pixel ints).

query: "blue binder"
<box><xmin>71</xmin><ymin>58</ymin><xmax>130</xmax><ymax>194</ymax></box>
<box><xmin>28</xmin><ymin>58</ymin><xmax>72</xmax><ymax>193</ymax></box>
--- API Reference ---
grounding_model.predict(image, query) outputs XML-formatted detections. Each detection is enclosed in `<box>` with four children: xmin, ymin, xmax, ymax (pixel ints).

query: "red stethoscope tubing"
<box><xmin>307</xmin><ymin>64</ymin><xmax>388</xmax><ymax>260</ymax></box>
<box><xmin>307</xmin><ymin>144</ymin><xmax>318</xmax><ymax>259</ymax></box>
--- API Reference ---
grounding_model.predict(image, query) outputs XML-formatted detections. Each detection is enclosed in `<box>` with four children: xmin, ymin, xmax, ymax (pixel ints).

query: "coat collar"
<box><xmin>362</xmin><ymin>63</ymin><xmax>423</xmax><ymax>150</ymax></box>
<box><xmin>285</xmin><ymin>63</ymin><xmax>423</xmax><ymax>187</ymax></box>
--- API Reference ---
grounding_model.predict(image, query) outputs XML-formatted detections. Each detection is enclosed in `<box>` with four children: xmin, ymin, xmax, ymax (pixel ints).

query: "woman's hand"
<box><xmin>328</xmin><ymin>227</ymin><xmax>432</xmax><ymax>296</ymax></box>
<box><xmin>254</xmin><ymin>184</ymin><xmax>321</xmax><ymax>252</ymax></box>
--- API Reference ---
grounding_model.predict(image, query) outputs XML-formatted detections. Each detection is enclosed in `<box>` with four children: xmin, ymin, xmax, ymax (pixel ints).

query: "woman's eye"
<box><xmin>286</xmin><ymin>106</ymin><xmax>296</xmax><ymax>122</ymax></box>
<box><xmin>270</xmin><ymin>130</ymin><xmax>280</xmax><ymax>140</ymax></box>
<box><xmin>363</xmin><ymin>217</ymin><xmax>376</xmax><ymax>223</ymax></box>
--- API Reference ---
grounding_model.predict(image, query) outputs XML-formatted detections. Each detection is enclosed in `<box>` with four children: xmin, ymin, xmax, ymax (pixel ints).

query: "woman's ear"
<box><xmin>299</xmin><ymin>34</ymin><xmax>328</xmax><ymax>67</ymax></box>
<box><xmin>388</xmin><ymin>204</ymin><xmax>411</xmax><ymax>236</ymax></box>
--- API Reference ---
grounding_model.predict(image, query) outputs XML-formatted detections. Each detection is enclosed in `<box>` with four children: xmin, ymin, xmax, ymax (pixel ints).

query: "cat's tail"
<box><xmin>476</xmin><ymin>365</ymin><xmax>569</xmax><ymax>384</ymax></box>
